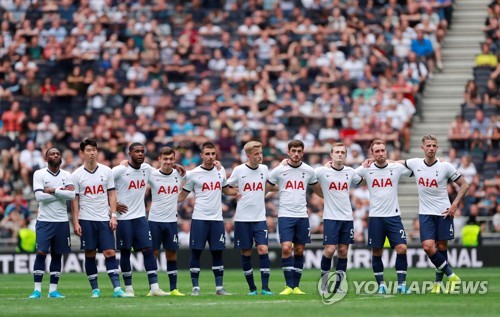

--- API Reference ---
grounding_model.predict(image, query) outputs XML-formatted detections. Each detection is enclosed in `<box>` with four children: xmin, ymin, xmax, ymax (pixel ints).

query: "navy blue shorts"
<box><xmin>234</xmin><ymin>221</ymin><xmax>269</xmax><ymax>249</ymax></box>
<box><xmin>149</xmin><ymin>221</ymin><xmax>179</xmax><ymax>251</ymax></box>
<box><xmin>419</xmin><ymin>214</ymin><xmax>454</xmax><ymax>242</ymax></box>
<box><xmin>116</xmin><ymin>217</ymin><xmax>153</xmax><ymax>250</ymax></box>
<box><xmin>323</xmin><ymin>220</ymin><xmax>354</xmax><ymax>245</ymax></box>
<box><xmin>278</xmin><ymin>217</ymin><xmax>311</xmax><ymax>244</ymax></box>
<box><xmin>79</xmin><ymin>220</ymin><xmax>116</xmax><ymax>251</ymax></box>
<box><xmin>190</xmin><ymin>219</ymin><xmax>225</xmax><ymax>251</ymax></box>
<box><xmin>368</xmin><ymin>216</ymin><xmax>407</xmax><ymax>248</ymax></box>
<box><xmin>35</xmin><ymin>221</ymin><xmax>71</xmax><ymax>254</ymax></box>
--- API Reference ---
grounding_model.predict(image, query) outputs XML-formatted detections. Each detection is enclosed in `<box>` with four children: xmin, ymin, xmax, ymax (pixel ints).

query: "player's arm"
<box><xmin>265</xmin><ymin>181</ymin><xmax>278</xmax><ymax>193</ymax></box>
<box><xmin>444</xmin><ymin>176</ymin><xmax>470</xmax><ymax>218</ymax></box>
<box><xmin>173</xmin><ymin>164</ymin><xmax>186</xmax><ymax>176</ymax></box>
<box><xmin>53</xmin><ymin>184</ymin><xmax>76</xmax><ymax>200</ymax></box>
<box><xmin>33</xmin><ymin>171</ymin><xmax>59</xmax><ymax>203</ymax></box>
<box><xmin>178</xmin><ymin>189</ymin><xmax>190</xmax><ymax>202</ymax></box>
<box><xmin>310</xmin><ymin>182</ymin><xmax>324</xmax><ymax>198</ymax></box>
<box><xmin>71</xmin><ymin>196</ymin><xmax>82</xmax><ymax>236</ymax></box>
<box><xmin>222</xmin><ymin>185</ymin><xmax>238</xmax><ymax>196</ymax></box>
<box><xmin>107</xmin><ymin>189</ymin><xmax>118</xmax><ymax>231</ymax></box>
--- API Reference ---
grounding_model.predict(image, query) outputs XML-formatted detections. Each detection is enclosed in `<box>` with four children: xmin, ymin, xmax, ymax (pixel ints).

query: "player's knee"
<box><xmin>166</xmin><ymin>250</ymin><xmax>177</xmax><ymax>261</ymax></box>
<box><xmin>372</xmin><ymin>248</ymin><xmax>383</xmax><ymax>256</ymax></box>
<box><xmin>436</xmin><ymin>241</ymin><xmax>448</xmax><ymax>251</ymax></box>
<box><xmin>102</xmin><ymin>249</ymin><xmax>115</xmax><ymax>258</ymax></box>
<box><xmin>395</xmin><ymin>244</ymin><xmax>407</xmax><ymax>254</ymax></box>
<box><xmin>281</xmin><ymin>244</ymin><xmax>293</xmax><ymax>256</ymax></box>
<box><xmin>257</xmin><ymin>245</ymin><xmax>268</xmax><ymax>255</ymax></box>
<box><xmin>337</xmin><ymin>245</ymin><xmax>348</xmax><ymax>258</ymax></box>
<box><xmin>293</xmin><ymin>245</ymin><xmax>304</xmax><ymax>256</ymax></box>
<box><xmin>422</xmin><ymin>241</ymin><xmax>436</xmax><ymax>255</ymax></box>
<box><xmin>85</xmin><ymin>250</ymin><xmax>97</xmax><ymax>258</ymax></box>
<box><xmin>324</xmin><ymin>245</ymin><xmax>336</xmax><ymax>258</ymax></box>
<box><xmin>241</xmin><ymin>249</ymin><xmax>252</xmax><ymax>257</ymax></box>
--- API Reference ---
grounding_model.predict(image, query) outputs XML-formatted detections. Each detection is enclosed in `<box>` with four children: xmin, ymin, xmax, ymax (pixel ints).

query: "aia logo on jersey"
<box><xmin>371</xmin><ymin>178</ymin><xmax>393</xmax><ymax>187</ymax></box>
<box><xmin>84</xmin><ymin>185</ymin><xmax>105</xmax><ymax>195</ymax></box>
<box><xmin>128</xmin><ymin>180</ymin><xmax>146</xmax><ymax>190</ymax></box>
<box><xmin>201</xmin><ymin>182</ymin><xmax>221</xmax><ymax>191</ymax></box>
<box><xmin>418</xmin><ymin>177</ymin><xmax>438</xmax><ymax>188</ymax></box>
<box><xmin>329</xmin><ymin>182</ymin><xmax>348</xmax><ymax>191</ymax></box>
<box><xmin>285</xmin><ymin>180</ymin><xmax>304</xmax><ymax>190</ymax></box>
<box><xmin>158</xmin><ymin>185</ymin><xmax>179</xmax><ymax>194</ymax></box>
<box><xmin>242</xmin><ymin>182</ymin><xmax>264</xmax><ymax>191</ymax></box>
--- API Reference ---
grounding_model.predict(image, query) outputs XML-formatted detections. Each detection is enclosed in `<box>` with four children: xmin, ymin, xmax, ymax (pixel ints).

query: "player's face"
<box><xmin>129</xmin><ymin>145</ymin><xmax>145</xmax><ymax>165</ymax></box>
<box><xmin>371</xmin><ymin>144</ymin><xmax>387</xmax><ymax>164</ymax></box>
<box><xmin>82</xmin><ymin>145</ymin><xmax>97</xmax><ymax>164</ymax></box>
<box><xmin>159</xmin><ymin>153</ymin><xmax>175</xmax><ymax>170</ymax></box>
<box><xmin>201</xmin><ymin>147</ymin><xmax>217</xmax><ymax>166</ymax></box>
<box><xmin>288</xmin><ymin>146</ymin><xmax>304</xmax><ymax>164</ymax></box>
<box><xmin>422</xmin><ymin>140</ymin><xmax>438</xmax><ymax>158</ymax></box>
<box><xmin>46</xmin><ymin>149</ymin><xmax>62</xmax><ymax>168</ymax></box>
<box><xmin>330</xmin><ymin>146</ymin><xmax>346</xmax><ymax>164</ymax></box>
<box><xmin>247</xmin><ymin>147</ymin><xmax>263</xmax><ymax>166</ymax></box>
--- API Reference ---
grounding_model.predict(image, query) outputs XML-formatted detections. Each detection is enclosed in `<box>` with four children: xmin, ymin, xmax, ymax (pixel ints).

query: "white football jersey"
<box><xmin>112</xmin><ymin>164</ymin><xmax>153</xmax><ymax>220</ymax></box>
<box><xmin>268</xmin><ymin>162</ymin><xmax>318</xmax><ymax>218</ymax></box>
<box><xmin>33</xmin><ymin>168</ymin><xmax>74</xmax><ymax>222</ymax></box>
<box><xmin>148</xmin><ymin>169</ymin><xmax>183</xmax><ymax>222</ymax></box>
<box><xmin>356</xmin><ymin>162</ymin><xmax>412</xmax><ymax>217</ymax></box>
<box><xmin>183</xmin><ymin>165</ymin><xmax>228</xmax><ymax>221</ymax></box>
<box><xmin>227</xmin><ymin>164</ymin><xmax>268</xmax><ymax>222</ymax></box>
<box><xmin>405</xmin><ymin>158</ymin><xmax>462</xmax><ymax>216</ymax></box>
<box><xmin>73</xmin><ymin>164</ymin><xmax>115</xmax><ymax>221</ymax></box>
<box><xmin>315</xmin><ymin>165</ymin><xmax>363</xmax><ymax>221</ymax></box>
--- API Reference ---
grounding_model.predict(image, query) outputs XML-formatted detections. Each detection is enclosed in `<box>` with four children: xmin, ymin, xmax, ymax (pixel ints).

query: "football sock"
<box><xmin>281</xmin><ymin>256</ymin><xmax>294</xmax><ymax>288</ymax></box>
<box><xmin>167</xmin><ymin>260</ymin><xmax>178</xmax><ymax>291</ymax></box>
<box><xmin>372</xmin><ymin>255</ymin><xmax>385</xmax><ymax>285</ymax></box>
<box><xmin>293</xmin><ymin>255</ymin><xmax>304</xmax><ymax>288</ymax></box>
<box><xmin>335</xmin><ymin>257</ymin><xmax>348</xmax><ymax>292</ymax></box>
<box><xmin>85</xmin><ymin>256</ymin><xmax>99</xmax><ymax>290</ymax></box>
<box><xmin>259</xmin><ymin>254</ymin><xmax>271</xmax><ymax>290</ymax></box>
<box><xmin>33</xmin><ymin>253</ymin><xmax>47</xmax><ymax>292</ymax></box>
<box><xmin>49</xmin><ymin>253</ymin><xmax>62</xmax><ymax>292</ymax></box>
<box><xmin>190</xmin><ymin>249</ymin><xmax>202</xmax><ymax>288</ymax></box>
<box><xmin>120</xmin><ymin>249</ymin><xmax>133</xmax><ymax>288</ymax></box>
<box><xmin>395</xmin><ymin>254</ymin><xmax>408</xmax><ymax>285</ymax></box>
<box><xmin>105</xmin><ymin>255</ymin><xmax>120</xmax><ymax>289</ymax></box>
<box><xmin>241</xmin><ymin>255</ymin><xmax>256</xmax><ymax>291</ymax></box>
<box><xmin>211</xmin><ymin>250</ymin><xmax>224</xmax><ymax>288</ymax></box>
<box><xmin>435</xmin><ymin>250</ymin><xmax>447</xmax><ymax>282</ymax></box>
<box><xmin>143</xmin><ymin>248</ymin><xmax>159</xmax><ymax>287</ymax></box>
<box><xmin>429</xmin><ymin>251</ymin><xmax>453</xmax><ymax>277</ymax></box>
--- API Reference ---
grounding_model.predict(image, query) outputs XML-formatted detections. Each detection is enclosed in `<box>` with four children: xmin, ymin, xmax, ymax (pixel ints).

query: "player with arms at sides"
<box><xmin>355</xmin><ymin>140</ymin><xmax>412</xmax><ymax>294</ymax></box>
<box><xmin>177</xmin><ymin>142</ymin><xmax>238</xmax><ymax>296</ymax></box>
<box><xmin>266</xmin><ymin>140</ymin><xmax>323</xmax><ymax>295</ymax></box>
<box><xmin>403</xmin><ymin>135</ymin><xmax>468</xmax><ymax>293</ymax></box>
<box><xmin>147</xmin><ymin>146</ymin><xmax>186</xmax><ymax>296</ymax></box>
<box><xmin>72</xmin><ymin>139</ymin><xmax>129</xmax><ymax>298</ymax></box>
<box><xmin>316</xmin><ymin>143</ymin><xmax>363</xmax><ymax>295</ymax></box>
<box><xmin>112</xmin><ymin>143</ymin><xmax>168</xmax><ymax>296</ymax></box>
<box><xmin>227</xmin><ymin>141</ymin><xmax>272</xmax><ymax>295</ymax></box>
<box><xmin>29</xmin><ymin>147</ymin><xmax>75</xmax><ymax>299</ymax></box>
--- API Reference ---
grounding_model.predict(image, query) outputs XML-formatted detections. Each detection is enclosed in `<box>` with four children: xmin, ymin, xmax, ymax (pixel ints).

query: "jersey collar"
<box><xmin>245</xmin><ymin>164</ymin><xmax>259</xmax><ymax>170</ymax></box>
<box><xmin>423</xmin><ymin>159</ymin><xmax>438</xmax><ymax>167</ymax></box>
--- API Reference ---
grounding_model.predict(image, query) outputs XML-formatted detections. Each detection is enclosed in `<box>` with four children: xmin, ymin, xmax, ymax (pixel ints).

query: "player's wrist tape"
<box><xmin>111</xmin><ymin>212</ymin><xmax>117</xmax><ymax>218</ymax></box>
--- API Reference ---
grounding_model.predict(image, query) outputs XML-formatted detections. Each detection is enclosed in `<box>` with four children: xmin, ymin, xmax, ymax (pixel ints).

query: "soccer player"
<box><xmin>355</xmin><ymin>140</ymin><xmax>412</xmax><ymax>294</ymax></box>
<box><xmin>112</xmin><ymin>143</ymin><xmax>168</xmax><ymax>296</ymax></box>
<box><xmin>266</xmin><ymin>140</ymin><xmax>323</xmax><ymax>295</ymax></box>
<box><xmin>29</xmin><ymin>147</ymin><xmax>75</xmax><ymax>299</ymax></box>
<box><xmin>148</xmin><ymin>146</ymin><xmax>185</xmax><ymax>296</ymax></box>
<box><xmin>177</xmin><ymin>142</ymin><xmax>237</xmax><ymax>296</ymax></box>
<box><xmin>72</xmin><ymin>139</ymin><xmax>129</xmax><ymax>298</ymax></box>
<box><xmin>227</xmin><ymin>141</ymin><xmax>272</xmax><ymax>295</ymax></box>
<box><xmin>404</xmin><ymin>135</ymin><xmax>469</xmax><ymax>293</ymax></box>
<box><xmin>316</xmin><ymin>143</ymin><xmax>363</xmax><ymax>294</ymax></box>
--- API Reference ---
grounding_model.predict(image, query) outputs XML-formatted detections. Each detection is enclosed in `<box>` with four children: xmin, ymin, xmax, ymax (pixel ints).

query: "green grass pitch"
<box><xmin>1</xmin><ymin>268</ymin><xmax>498</xmax><ymax>317</ymax></box>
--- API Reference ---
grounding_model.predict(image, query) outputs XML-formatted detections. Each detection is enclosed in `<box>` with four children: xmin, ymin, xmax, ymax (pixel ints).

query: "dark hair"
<box><xmin>45</xmin><ymin>147</ymin><xmax>60</xmax><ymax>158</ymax></box>
<box><xmin>129</xmin><ymin>142</ymin><xmax>144</xmax><ymax>152</ymax></box>
<box><xmin>80</xmin><ymin>138</ymin><xmax>98</xmax><ymax>152</ymax></box>
<box><xmin>159</xmin><ymin>146</ymin><xmax>175</xmax><ymax>156</ymax></box>
<box><xmin>288</xmin><ymin>140</ymin><xmax>304</xmax><ymax>150</ymax></box>
<box><xmin>201</xmin><ymin>142</ymin><xmax>216</xmax><ymax>151</ymax></box>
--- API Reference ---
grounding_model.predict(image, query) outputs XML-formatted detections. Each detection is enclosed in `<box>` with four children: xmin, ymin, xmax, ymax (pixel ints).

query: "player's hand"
<box><xmin>442</xmin><ymin>204</ymin><xmax>457</xmax><ymax>218</ymax></box>
<box><xmin>438</xmin><ymin>156</ymin><xmax>445</xmax><ymax>162</ymax></box>
<box><xmin>44</xmin><ymin>187</ymin><xmax>56</xmax><ymax>194</ymax></box>
<box><xmin>236</xmin><ymin>192</ymin><xmax>242</xmax><ymax>200</ymax></box>
<box><xmin>214</xmin><ymin>161</ymin><xmax>222</xmax><ymax>171</ymax></box>
<box><xmin>73</xmin><ymin>223</ymin><xmax>82</xmax><ymax>236</ymax></box>
<box><xmin>117</xmin><ymin>202</ymin><xmax>128</xmax><ymax>214</ymax></box>
<box><xmin>174</xmin><ymin>163</ymin><xmax>187</xmax><ymax>176</ymax></box>
<box><xmin>280</xmin><ymin>158</ymin><xmax>288</xmax><ymax>166</ymax></box>
<box><xmin>362</xmin><ymin>159</ymin><xmax>374</xmax><ymax>168</ymax></box>
<box><xmin>120</xmin><ymin>160</ymin><xmax>129</xmax><ymax>167</ymax></box>
<box><xmin>324</xmin><ymin>161</ymin><xmax>332</xmax><ymax>167</ymax></box>
<box><xmin>62</xmin><ymin>185</ymin><xmax>75</xmax><ymax>191</ymax></box>
<box><xmin>109</xmin><ymin>217</ymin><xmax>117</xmax><ymax>231</ymax></box>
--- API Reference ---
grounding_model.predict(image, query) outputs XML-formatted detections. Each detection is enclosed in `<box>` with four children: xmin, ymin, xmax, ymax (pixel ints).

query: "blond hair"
<box><xmin>421</xmin><ymin>134</ymin><xmax>438</xmax><ymax>144</ymax></box>
<box><xmin>244</xmin><ymin>141</ymin><xmax>262</xmax><ymax>154</ymax></box>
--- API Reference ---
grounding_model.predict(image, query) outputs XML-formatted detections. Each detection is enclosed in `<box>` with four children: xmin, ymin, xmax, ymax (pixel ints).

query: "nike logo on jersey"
<box><xmin>283</xmin><ymin>173</ymin><xmax>287</xmax><ymax>176</ymax></box>
<box><xmin>242</xmin><ymin>176</ymin><xmax>246</xmax><ymax>178</ymax></box>
<box><xmin>44</xmin><ymin>181</ymin><xmax>49</xmax><ymax>184</ymax></box>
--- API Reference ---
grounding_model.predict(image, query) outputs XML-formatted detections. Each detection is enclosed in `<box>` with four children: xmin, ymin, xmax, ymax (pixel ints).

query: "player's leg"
<box><xmin>29</xmin><ymin>221</ymin><xmax>50</xmax><ymax>298</ymax></box>
<box><xmin>189</xmin><ymin>219</ymin><xmax>208</xmax><ymax>295</ymax></box>
<box><xmin>320</xmin><ymin>220</ymin><xmax>338</xmax><ymax>291</ymax></box>
<box><xmin>116</xmin><ymin>219</ymin><xmax>134</xmax><ymax>295</ymax></box>
<box><xmin>292</xmin><ymin>217</ymin><xmax>310</xmax><ymax>295</ymax></box>
<box><xmin>386</xmin><ymin>216</ymin><xmax>409</xmax><ymax>294</ymax></box>
<box><xmin>164</xmin><ymin>222</ymin><xmax>184</xmax><ymax>295</ymax></box>
<box><xmin>437</xmin><ymin>216</ymin><xmax>460</xmax><ymax>291</ymax></box>
<box><xmin>333</xmin><ymin>221</ymin><xmax>354</xmax><ymax>293</ymax></box>
<box><xmin>254</xmin><ymin>221</ymin><xmax>271</xmax><ymax>295</ymax></box>
<box><xmin>235</xmin><ymin>221</ymin><xmax>257</xmax><ymax>294</ymax></box>
<box><xmin>47</xmin><ymin>222</ymin><xmax>72</xmax><ymax>298</ymax></box>
<box><xmin>368</xmin><ymin>217</ymin><xmax>386</xmax><ymax>293</ymax></box>
<box><xmin>209</xmin><ymin>220</ymin><xmax>229</xmax><ymax>295</ymax></box>
<box><xmin>278</xmin><ymin>217</ymin><xmax>295</xmax><ymax>295</ymax></box>
<box><xmin>80</xmin><ymin>220</ymin><xmax>100</xmax><ymax>297</ymax></box>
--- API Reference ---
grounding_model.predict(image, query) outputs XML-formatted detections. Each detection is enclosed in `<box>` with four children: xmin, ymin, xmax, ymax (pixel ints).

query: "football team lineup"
<box><xmin>26</xmin><ymin>135</ymin><xmax>474</xmax><ymax>301</ymax></box>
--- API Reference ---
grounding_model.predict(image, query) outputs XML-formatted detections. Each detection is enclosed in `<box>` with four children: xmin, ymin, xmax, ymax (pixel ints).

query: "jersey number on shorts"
<box><xmin>400</xmin><ymin>229</ymin><xmax>406</xmax><ymax>239</ymax></box>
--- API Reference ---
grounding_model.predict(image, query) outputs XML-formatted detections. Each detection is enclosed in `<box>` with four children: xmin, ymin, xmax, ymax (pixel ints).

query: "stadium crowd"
<box><xmin>0</xmin><ymin>0</ymin><xmax>495</xmax><ymax>248</ymax></box>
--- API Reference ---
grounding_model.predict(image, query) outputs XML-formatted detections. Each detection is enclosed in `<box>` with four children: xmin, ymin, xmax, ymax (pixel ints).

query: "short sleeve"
<box><xmin>405</xmin><ymin>158</ymin><xmax>417</xmax><ymax>171</ymax></box>
<box><xmin>399</xmin><ymin>164</ymin><xmax>413</xmax><ymax>177</ymax></box>
<box><xmin>220</xmin><ymin>168</ymin><xmax>228</xmax><ymax>187</ymax></box>
<box><xmin>72</xmin><ymin>171</ymin><xmax>80</xmax><ymax>194</ymax></box>
<box><xmin>267</xmin><ymin>166</ymin><xmax>279</xmax><ymax>185</ymax></box>
<box><xmin>106</xmin><ymin>169</ymin><xmax>115</xmax><ymax>190</ymax></box>
<box><xmin>183</xmin><ymin>171</ymin><xmax>194</xmax><ymax>192</ymax></box>
<box><xmin>227</xmin><ymin>167</ymin><xmax>238</xmax><ymax>187</ymax></box>
<box><xmin>308</xmin><ymin>168</ymin><xmax>318</xmax><ymax>185</ymax></box>
<box><xmin>445</xmin><ymin>162</ymin><xmax>461</xmax><ymax>182</ymax></box>
<box><xmin>33</xmin><ymin>170</ymin><xmax>44</xmax><ymax>192</ymax></box>
<box><xmin>355</xmin><ymin>166</ymin><xmax>366</xmax><ymax>177</ymax></box>
<box><xmin>351</xmin><ymin>170</ymin><xmax>363</xmax><ymax>185</ymax></box>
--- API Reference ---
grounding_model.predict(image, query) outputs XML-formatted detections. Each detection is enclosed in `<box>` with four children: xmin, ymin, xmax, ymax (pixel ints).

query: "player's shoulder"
<box><xmin>140</xmin><ymin>163</ymin><xmax>152</xmax><ymax>171</ymax></box>
<box><xmin>299</xmin><ymin>162</ymin><xmax>315</xmax><ymax>172</ymax></box>
<box><xmin>258</xmin><ymin>164</ymin><xmax>269</xmax><ymax>172</ymax></box>
<box><xmin>60</xmin><ymin>169</ymin><xmax>73</xmax><ymax>178</ymax></box>
<box><xmin>72</xmin><ymin>165</ymin><xmax>84</xmax><ymax>175</ymax></box>
<box><xmin>111</xmin><ymin>164</ymin><xmax>125</xmax><ymax>172</ymax></box>
<box><xmin>98</xmin><ymin>163</ymin><xmax>112</xmax><ymax>173</ymax></box>
<box><xmin>33</xmin><ymin>167</ymin><xmax>46</xmax><ymax>177</ymax></box>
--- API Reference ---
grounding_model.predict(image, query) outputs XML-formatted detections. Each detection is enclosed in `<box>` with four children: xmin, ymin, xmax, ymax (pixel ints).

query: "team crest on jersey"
<box><xmin>345</xmin><ymin>173</ymin><xmax>349</xmax><ymax>180</ymax></box>
<box><xmin>302</xmin><ymin>172</ymin><xmax>305</xmax><ymax>178</ymax></box>
<box><xmin>390</xmin><ymin>169</ymin><xmax>393</xmax><ymax>176</ymax></box>
<box><xmin>260</xmin><ymin>173</ymin><xmax>264</xmax><ymax>179</ymax></box>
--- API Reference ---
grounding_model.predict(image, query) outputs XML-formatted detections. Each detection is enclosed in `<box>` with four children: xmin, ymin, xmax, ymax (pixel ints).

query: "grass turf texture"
<box><xmin>1</xmin><ymin>268</ymin><xmax>498</xmax><ymax>317</ymax></box>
